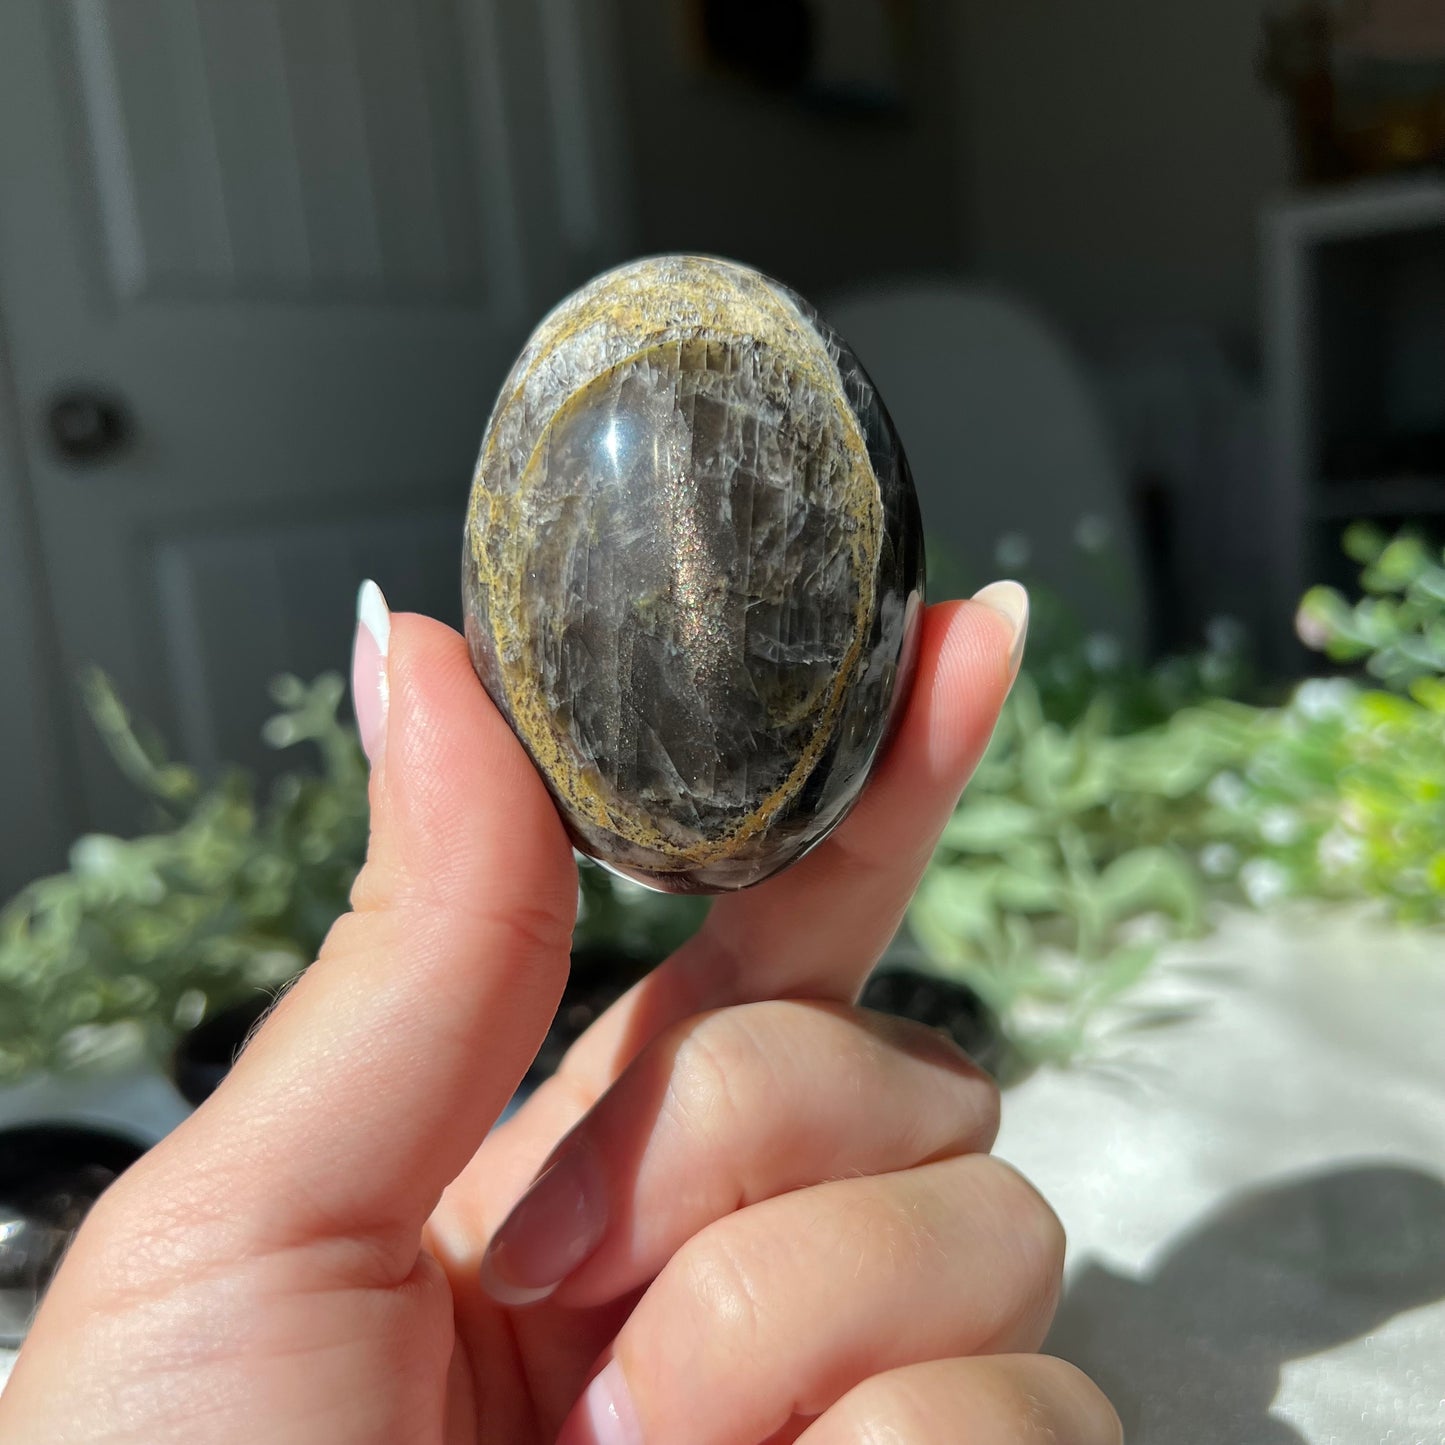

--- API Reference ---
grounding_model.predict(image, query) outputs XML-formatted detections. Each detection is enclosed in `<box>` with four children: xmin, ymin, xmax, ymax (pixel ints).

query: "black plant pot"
<box><xmin>526</xmin><ymin>947</ymin><xmax>652</xmax><ymax>1087</ymax></box>
<box><xmin>170</xmin><ymin>957</ymin><xmax>654</xmax><ymax>1111</ymax></box>
<box><xmin>170</xmin><ymin>994</ymin><xmax>274</xmax><ymax>1108</ymax></box>
<box><xmin>0</xmin><ymin>1123</ymin><xmax>146</xmax><ymax>1347</ymax></box>
<box><xmin>166</xmin><ymin>961</ymin><xmax>997</xmax><ymax>1112</ymax></box>
<box><xmin>860</xmin><ymin>968</ymin><xmax>1005</xmax><ymax>1077</ymax></box>
<box><xmin>527</xmin><ymin>958</ymin><xmax>1006</xmax><ymax>1087</ymax></box>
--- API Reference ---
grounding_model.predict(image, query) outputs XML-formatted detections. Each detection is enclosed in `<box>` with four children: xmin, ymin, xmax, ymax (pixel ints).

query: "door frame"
<box><xmin>0</xmin><ymin>317</ymin><xmax>78</xmax><ymax>900</ymax></box>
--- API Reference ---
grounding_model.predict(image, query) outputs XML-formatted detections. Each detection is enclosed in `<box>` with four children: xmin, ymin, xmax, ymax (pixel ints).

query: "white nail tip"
<box><xmin>478</xmin><ymin>1252</ymin><xmax>559</xmax><ymax>1308</ymax></box>
<box><xmin>356</xmin><ymin>579</ymin><xmax>392</xmax><ymax>656</ymax></box>
<box><xmin>971</xmin><ymin>579</ymin><xmax>1030</xmax><ymax>675</ymax></box>
<box><xmin>971</xmin><ymin>579</ymin><xmax>1029</xmax><ymax>631</ymax></box>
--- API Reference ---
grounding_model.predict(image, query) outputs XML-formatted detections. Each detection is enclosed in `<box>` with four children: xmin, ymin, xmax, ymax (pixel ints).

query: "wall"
<box><xmin>955</xmin><ymin>0</ymin><xmax>1292</xmax><ymax>347</ymax></box>
<box><xmin>612</xmin><ymin>2</ymin><xmax>1289</xmax><ymax>341</ymax></box>
<box><xmin>611</xmin><ymin>1</ymin><xmax>966</xmax><ymax>298</ymax></box>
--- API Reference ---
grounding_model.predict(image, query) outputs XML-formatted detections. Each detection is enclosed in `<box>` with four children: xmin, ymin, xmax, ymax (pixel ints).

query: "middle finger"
<box><xmin>475</xmin><ymin>999</ymin><xmax>1000</xmax><ymax>1308</ymax></box>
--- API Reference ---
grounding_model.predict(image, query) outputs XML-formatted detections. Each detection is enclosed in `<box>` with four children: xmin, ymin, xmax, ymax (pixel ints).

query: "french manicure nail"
<box><xmin>555</xmin><ymin>1360</ymin><xmax>642</xmax><ymax>1445</ymax></box>
<box><xmin>972</xmin><ymin>579</ymin><xmax>1030</xmax><ymax>679</ymax></box>
<box><xmin>479</xmin><ymin>1140</ymin><xmax>609</xmax><ymax>1307</ymax></box>
<box><xmin>352</xmin><ymin>579</ymin><xmax>391</xmax><ymax>765</ymax></box>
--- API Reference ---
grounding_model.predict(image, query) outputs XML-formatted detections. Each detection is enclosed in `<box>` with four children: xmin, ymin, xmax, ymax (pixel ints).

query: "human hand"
<box><xmin>0</xmin><ymin>582</ymin><xmax>1119</xmax><ymax>1444</ymax></box>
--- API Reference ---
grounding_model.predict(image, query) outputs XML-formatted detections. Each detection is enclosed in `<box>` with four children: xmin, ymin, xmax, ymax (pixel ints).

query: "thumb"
<box><xmin>134</xmin><ymin>587</ymin><xmax>577</xmax><ymax>1268</ymax></box>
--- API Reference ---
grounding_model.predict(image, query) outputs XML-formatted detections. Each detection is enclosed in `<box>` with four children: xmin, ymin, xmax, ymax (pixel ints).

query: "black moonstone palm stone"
<box><xmin>463</xmin><ymin>256</ymin><xmax>923</xmax><ymax>892</ymax></box>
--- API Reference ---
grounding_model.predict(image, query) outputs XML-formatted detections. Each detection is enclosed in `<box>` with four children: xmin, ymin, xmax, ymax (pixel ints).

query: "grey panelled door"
<box><xmin>0</xmin><ymin>0</ymin><xmax>627</xmax><ymax>852</ymax></box>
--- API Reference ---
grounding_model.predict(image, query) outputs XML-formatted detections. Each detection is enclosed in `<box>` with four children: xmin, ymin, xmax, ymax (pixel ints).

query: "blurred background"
<box><xmin>3</xmin><ymin>0</ymin><xmax>1445</xmax><ymax>883</ymax></box>
<box><xmin>2</xmin><ymin>3</ymin><xmax>1445</xmax><ymax>1436</ymax></box>
<box><xmin>0</xmin><ymin>0</ymin><xmax>1440</xmax><ymax>887</ymax></box>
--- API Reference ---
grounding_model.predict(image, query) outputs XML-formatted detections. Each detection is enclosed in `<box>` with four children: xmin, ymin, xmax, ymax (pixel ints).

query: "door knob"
<box><xmin>47</xmin><ymin>390</ymin><xmax>130</xmax><ymax>462</ymax></box>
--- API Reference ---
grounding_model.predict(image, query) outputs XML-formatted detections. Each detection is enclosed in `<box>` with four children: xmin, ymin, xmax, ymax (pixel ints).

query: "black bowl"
<box><xmin>0</xmin><ymin>1123</ymin><xmax>145</xmax><ymax>1347</ymax></box>
<box><xmin>860</xmin><ymin>967</ymin><xmax>1004</xmax><ymax>1076</ymax></box>
<box><xmin>170</xmin><ymin>994</ymin><xmax>274</xmax><ymax>1108</ymax></box>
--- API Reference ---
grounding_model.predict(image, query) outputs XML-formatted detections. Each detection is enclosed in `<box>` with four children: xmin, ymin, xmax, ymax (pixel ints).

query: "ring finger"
<box><xmin>461</xmin><ymin>1000</ymin><xmax>999</xmax><ymax>1307</ymax></box>
<box><xmin>554</xmin><ymin>1153</ymin><xmax>1065</xmax><ymax>1445</ymax></box>
<box><xmin>796</xmin><ymin>1356</ymin><xmax>1122</xmax><ymax>1445</ymax></box>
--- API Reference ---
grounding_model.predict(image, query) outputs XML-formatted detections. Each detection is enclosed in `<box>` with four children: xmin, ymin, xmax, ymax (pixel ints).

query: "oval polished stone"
<box><xmin>463</xmin><ymin>255</ymin><xmax>923</xmax><ymax>893</ymax></box>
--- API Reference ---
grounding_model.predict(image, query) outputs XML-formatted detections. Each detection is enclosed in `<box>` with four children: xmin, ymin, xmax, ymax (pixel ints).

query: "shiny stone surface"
<box><xmin>463</xmin><ymin>256</ymin><xmax>923</xmax><ymax>892</ymax></box>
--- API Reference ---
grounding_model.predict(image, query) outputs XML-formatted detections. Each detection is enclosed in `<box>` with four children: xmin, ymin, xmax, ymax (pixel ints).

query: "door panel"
<box><xmin>0</xmin><ymin>0</ymin><xmax>628</xmax><ymax>840</ymax></box>
<box><xmin>154</xmin><ymin>506</ymin><xmax>461</xmax><ymax>776</ymax></box>
<box><xmin>72</xmin><ymin>0</ymin><xmax>500</xmax><ymax>301</ymax></box>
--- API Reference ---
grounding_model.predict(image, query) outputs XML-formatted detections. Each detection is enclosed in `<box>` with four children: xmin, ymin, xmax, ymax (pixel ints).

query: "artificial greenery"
<box><xmin>3</xmin><ymin>526</ymin><xmax>1442</xmax><ymax>1085</ymax></box>
<box><xmin>1210</xmin><ymin>524</ymin><xmax>1445</xmax><ymax>924</ymax></box>
<box><xmin>1297</xmin><ymin>523</ymin><xmax>1445</xmax><ymax>688</ymax></box>
<box><xmin>903</xmin><ymin>677</ymin><xmax>1251</xmax><ymax>1070</ymax></box>
<box><xmin>0</xmin><ymin>674</ymin><xmax>369</xmax><ymax>1083</ymax></box>
<box><xmin>0</xmin><ymin>672</ymin><xmax>702</xmax><ymax>1084</ymax></box>
<box><xmin>905</xmin><ymin>524</ymin><xmax>1445</xmax><ymax>1070</ymax></box>
<box><xmin>573</xmin><ymin>859</ymin><xmax>709</xmax><ymax>968</ymax></box>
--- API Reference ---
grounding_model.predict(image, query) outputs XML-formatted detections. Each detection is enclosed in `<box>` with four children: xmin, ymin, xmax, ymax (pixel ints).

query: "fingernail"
<box><xmin>971</xmin><ymin>580</ymin><xmax>1030</xmax><ymax>678</ymax></box>
<box><xmin>352</xmin><ymin>580</ymin><xmax>391</xmax><ymax>765</ymax></box>
<box><xmin>556</xmin><ymin>1360</ymin><xmax>642</xmax><ymax>1445</ymax></box>
<box><xmin>479</xmin><ymin>1140</ymin><xmax>609</xmax><ymax>1307</ymax></box>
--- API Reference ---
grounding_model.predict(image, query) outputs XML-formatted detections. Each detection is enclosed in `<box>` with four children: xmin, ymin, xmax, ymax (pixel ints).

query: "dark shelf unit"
<box><xmin>1264</xmin><ymin>178</ymin><xmax>1445</xmax><ymax>662</ymax></box>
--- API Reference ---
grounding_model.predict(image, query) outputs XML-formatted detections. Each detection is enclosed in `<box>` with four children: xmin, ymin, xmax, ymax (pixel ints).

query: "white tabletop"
<box><xmin>996</xmin><ymin>905</ymin><xmax>1445</xmax><ymax>1445</ymax></box>
<box><xmin>5</xmin><ymin>907</ymin><xmax>1443</xmax><ymax>1440</ymax></box>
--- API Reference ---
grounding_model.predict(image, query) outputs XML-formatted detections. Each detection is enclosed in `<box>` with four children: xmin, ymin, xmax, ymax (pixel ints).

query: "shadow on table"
<box><xmin>1048</xmin><ymin>1163</ymin><xmax>1445</xmax><ymax>1444</ymax></box>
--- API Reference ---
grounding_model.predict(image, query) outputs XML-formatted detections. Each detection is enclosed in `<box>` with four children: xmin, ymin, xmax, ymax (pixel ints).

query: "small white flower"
<box><xmin>1118</xmin><ymin>913</ymin><xmax>1170</xmax><ymax>944</ymax></box>
<box><xmin>1207</xmin><ymin>771</ymin><xmax>1249</xmax><ymax>809</ymax></box>
<box><xmin>1317</xmin><ymin>828</ymin><xmax>1364</xmax><ymax>875</ymax></box>
<box><xmin>995</xmin><ymin>532</ymin><xmax>1032</xmax><ymax>570</ymax></box>
<box><xmin>173</xmin><ymin>989</ymin><xmax>207</xmax><ymax>1030</ymax></box>
<box><xmin>1240</xmin><ymin>858</ymin><xmax>1291</xmax><ymax>907</ymax></box>
<box><xmin>1200</xmin><ymin>843</ymin><xmax>1240</xmax><ymax>878</ymax></box>
<box><xmin>1259</xmin><ymin>807</ymin><xmax>1303</xmax><ymax>846</ymax></box>
<box><xmin>1084</xmin><ymin>633</ymin><xmax>1122</xmax><ymax>672</ymax></box>
<box><xmin>1341</xmin><ymin>800</ymin><xmax>1370</xmax><ymax>833</ymax></box>
<box><xmin>1292</xmin><ymin>677</ymin><xmax>1355</xmax><ymax>721</ymax></box>
<box><xmin>1074</xmin><ymin>515</ymin><xmax>1111</xmax><ymax>554</ymax></box>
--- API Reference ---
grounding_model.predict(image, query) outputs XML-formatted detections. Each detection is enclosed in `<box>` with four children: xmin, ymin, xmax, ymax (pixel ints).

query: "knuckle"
<box><xmin>61</xmin><ymin>1162</ymin><xmax>225</xmax><ymax>1307</ymax></box>
<box><xmin>1033</xmin><ymin>1358</ymin><xmax>1126</xmax><ymax>1445</ymax></box>
<box><xmin>841</xmin><ymin>1358</ymin><xmax>1122</xmax><ymax>1445</ymax></box>
<box><xmin>669</xmin><ymin>1224</ymin><xmax>767</xmax><ymax>1355</ymax></box>
<box><xmin>978</xmin><ymin>1158</ymin><xmax>1067</xmax><ymax>1330</ymax></box>
<box><xmin>988</xmin><ymin>1357</ymin><xmax>1125</xmax><ymax>1445</ymax></box>
<box><xmin>842</xmin><ymin>1373</ymin><xmax>940</xmax><ymax>1445</ymax></box>
<box><xmin>850</xmin><ymin>1189</ymin><xmax>946</xmax><ymax>1281</ymax></box>
<box><xmin>968</xmin><ymin>1070</ymin><xmax>1003</xmax><ymax>1151</ymax></box>
<box><xmin>998</xmin><ymin>1369</ymin><xmax>1076</xmax><ymax>1442</ymax></box>
<box><xmin>970</xmin><ymin>1362</ymin><xmax>1092</xmax><ymax>1444</ymax></box>
<box><xmin>664</xmin><ymin>1006</ymin><xmax>778</xmax><ymax>1149</ymax></box>
<box><xmin>988</xmin><ymin>1158</ymin><xmax>1066</xmax><ymax>1272</ymax></box>
<box><xmin>493</xmin><ymin>895</ymin><xmax>577</xmax><ymax>961</ymax></box>
<box><xmin>860</xmin><ymin>1009</ymin><xmax>1002</xmax><ymax>1152</ymax></box>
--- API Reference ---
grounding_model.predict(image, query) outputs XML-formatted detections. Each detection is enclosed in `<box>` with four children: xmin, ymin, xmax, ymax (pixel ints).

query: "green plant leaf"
<box><xmin>1093</xmin><ymin>848</ymin><xmax>1205</xmax><ymax>932</ymax></box>
<box><xmin>939</xmin><ymin>798</ymin><xmax>1043</xmax><ymax>851</ymax></box>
